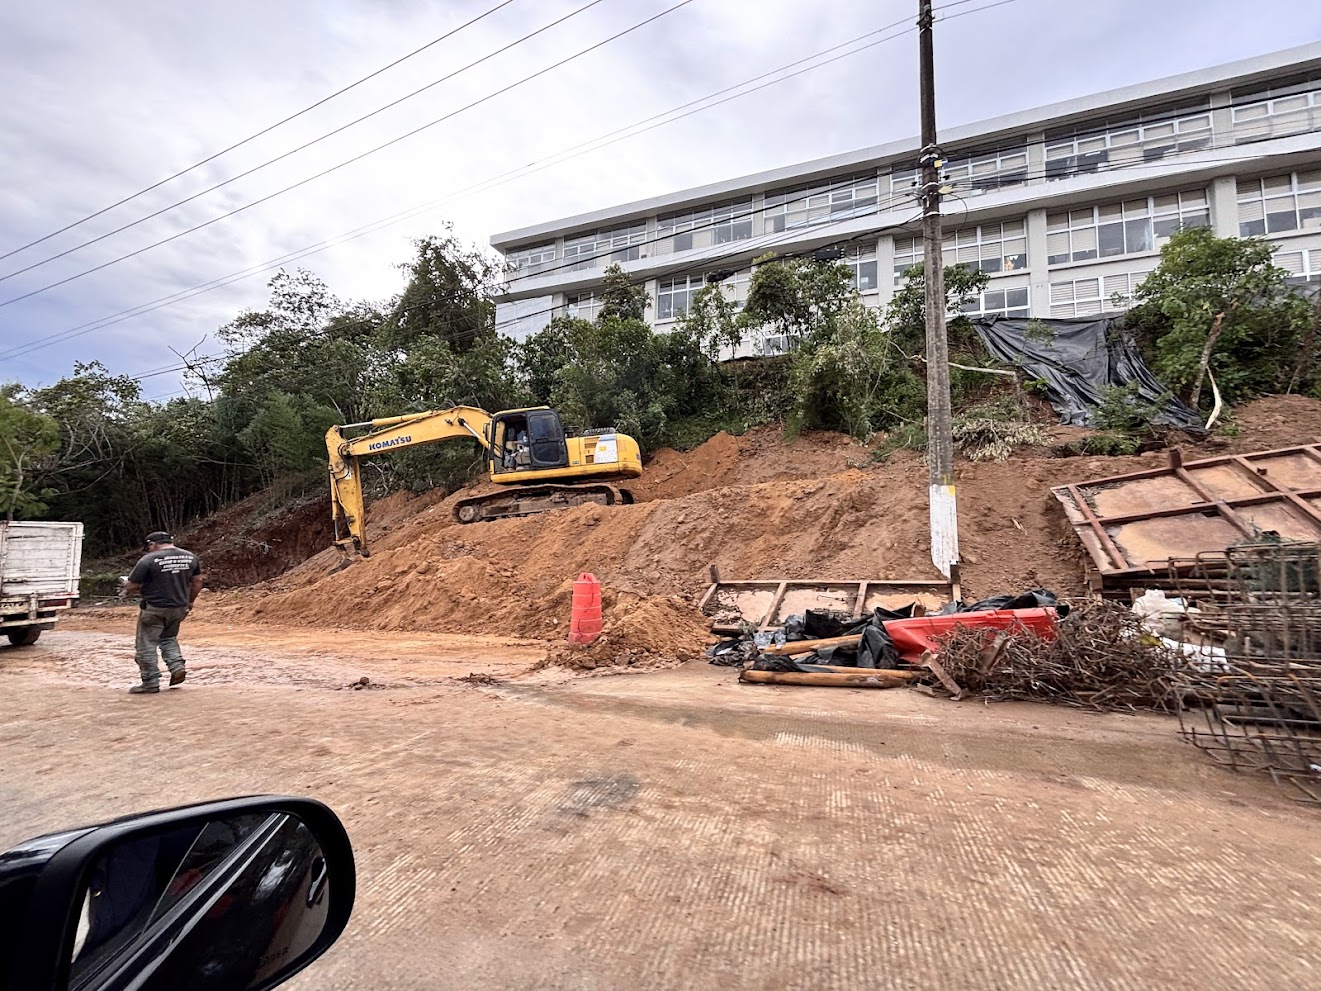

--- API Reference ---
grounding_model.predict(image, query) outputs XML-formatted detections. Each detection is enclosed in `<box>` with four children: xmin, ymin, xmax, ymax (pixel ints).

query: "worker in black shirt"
<box><xmin>123</xmin><ymin>531</ymin><xmax>204</xmax><ymax>695</ymax></box>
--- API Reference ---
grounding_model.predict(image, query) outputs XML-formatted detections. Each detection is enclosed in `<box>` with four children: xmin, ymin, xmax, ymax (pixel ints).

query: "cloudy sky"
<box><xmin>1</xmin><ymin>0</ymin><xmax>1317</xmax><ymax>398</ymax></box>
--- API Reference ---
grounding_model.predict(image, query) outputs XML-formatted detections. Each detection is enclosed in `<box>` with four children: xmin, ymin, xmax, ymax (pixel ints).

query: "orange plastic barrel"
<box><xmin>569</xmin><ymin>573</ymin><xmax>604</xmax><ymax>645</ymax></box>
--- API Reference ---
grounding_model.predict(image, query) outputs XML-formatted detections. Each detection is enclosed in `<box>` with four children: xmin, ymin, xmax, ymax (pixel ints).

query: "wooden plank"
<box><xmin>704</xmin><ymin>579</ymin><xmax>952</xmax><ymax>590</ymax></box>
<box><xmin>922</xmin><ymin>650</ymin><xmax>965</xmax><ymax>699</ymax></box>
<box><xmin>806</xmin><ymin>664</ymin><xmax>914</xmax><ymax>674</ymax></box>
<box><xmin>1065</xmin><ymin>484</ymin><xmax>1128</xmax><ymax>571</ymax></box>
<box><xmin>1227</xmin><ymin>456</ymin><xmax>1321</xmax><ymax>529</ymax></box>
<box><xmin>695</xmin><ymin>583</ymin><xmax>719</xmax><ymax>614</ymax></box>
<box><xmin>758</xmin><ymin>582</ymin><xmax>789</xmax><ymax>633</ymax></box>
<box><xmin>1172</xmin><ymin>466</ymin><xmax>1257</xmax><ymax>538</ymax></box>
<box><xmin>1059</xmin><ymin>444</ymin><xmax>1320</xmax><ymax>491</ymax></box>
<box><xmin>739</xmin><ymin>669</ymin><xmax>919</xmax><ymax>688</ymax></box>
<box><xmin>851</xmin><ymin>581</ymin><xmax>869</xmax><ymax>619</ymax></box>
<box><xmin>761</xmin><ymin>635</ymin><xmax>864</xmax><ymax>657</ymax></box>
<box><xmin>1086</xmin><ymin>487</ymin><xmax>1321</xmax><ymax>527</ymax></box>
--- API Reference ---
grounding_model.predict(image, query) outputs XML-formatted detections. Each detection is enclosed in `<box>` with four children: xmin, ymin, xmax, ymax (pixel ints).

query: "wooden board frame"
<box><xmin>1052</xmin><ymin>445</ymin><xmax>1321</xmax><ymax>591</ymax></box>
<box><xmin>699</xmin><ymin>577</ymin><xmax>957</xmax><ymax>634</ymax></box>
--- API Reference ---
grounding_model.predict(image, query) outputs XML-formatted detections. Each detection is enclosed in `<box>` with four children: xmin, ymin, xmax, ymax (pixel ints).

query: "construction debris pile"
<box><xmin>1171</xmin><ymin>540</ymin><xmax>1321</xmax><ymax>805</ymax></box>
<box><xmin>712</xmin><ymin>590</ymin><xmax>1068</xmax><ymax>693</ymax></box>
<box><xmin>934</xmin><ymin>599</ymin><xmax>1181</xmax><ymax>711</ymax></box>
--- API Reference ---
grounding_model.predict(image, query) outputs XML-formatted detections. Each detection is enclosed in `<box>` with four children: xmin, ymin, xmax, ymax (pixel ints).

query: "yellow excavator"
<box><xmin>325</xmin><ymin>405</ymin><xmax>643</xmax><ymax>561</ymax></box>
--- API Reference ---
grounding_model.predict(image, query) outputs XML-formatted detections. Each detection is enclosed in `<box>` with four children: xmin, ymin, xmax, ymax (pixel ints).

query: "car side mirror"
<box><xmin>0</xmin><ymin>796</ymin><xmax>354</xmax><ymax>991</ymax></box>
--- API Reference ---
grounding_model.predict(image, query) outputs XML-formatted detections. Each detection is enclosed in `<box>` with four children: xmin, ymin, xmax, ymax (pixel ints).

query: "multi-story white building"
<box><xmin>491</xmin><ymin>43</ymin><xmax>1321</xmax><ymax>352</ymax></box>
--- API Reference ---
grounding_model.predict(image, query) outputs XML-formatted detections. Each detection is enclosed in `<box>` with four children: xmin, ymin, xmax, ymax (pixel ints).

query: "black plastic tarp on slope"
<box><xmin>972</xmin><ymin>316</ymin><xmax>1205</xmax><ymax>432</ymax></box>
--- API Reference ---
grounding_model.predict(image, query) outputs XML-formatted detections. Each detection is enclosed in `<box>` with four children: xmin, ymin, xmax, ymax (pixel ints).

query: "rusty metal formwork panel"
<box><xmin>1171</xmin><ymin>541</ymin><xmax>1321</xmax><ymax>806</ymax></box>
<box><xmin>1052</xmin><ymin>445</ymin><xmax>1321</xmax><ymax>598</ymax></box>
<box><xmin>698</xmin><ymin>578</ymin><xmax>956</xmax><ymax>635</ymax></box>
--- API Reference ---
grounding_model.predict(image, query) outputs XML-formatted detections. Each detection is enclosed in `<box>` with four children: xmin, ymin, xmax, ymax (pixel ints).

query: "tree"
<box><xmin>1124</xmin><ymin>228</ymin><xmax>1318</xmax><ymax>406</ymax></box>
<box><xmin>237</xmin><ymin>391</ymin><xmax>339</xmax><ymax>487</ymax></box>
<box><xmin>741</xmin><ymin>254</ymin><xmax>854</xmax><ymax>345</ymax></box>
<box><xmin>382</xmin><ymin>231</ymin><xmax>498</xmax><ymax>353</ymax></box>
<box><xmin>884</xmin><ymin>262</ymin><xmax>990</xmax><ymax>358</ymax></box>
<box><xmin>786</xmin><ymin>301</ymin><xmax>924</xmax><ymax>440</ymax></box>
<box><xmin>679</xmin><ymin>281</ymin><xmax>743</xmax><ymax>357</ymax></box>
<box><xmin>518</xmin><ymin>320</ymin><xmax>576</xmax><ymax>406</ymax></box>
<box><xmin>0</xmin><ymin>385</ymin><xmax>60</xmax><ymax>520</ymax></box>
<box><xmin>217</xmin><ymin>270</ymin><xmax>373</xmax><ymax>424</ymax></box>
<box><xmin>596</xmin><ymin>263</ymin><xmax>650</xmax><ymax>322</ymax></box>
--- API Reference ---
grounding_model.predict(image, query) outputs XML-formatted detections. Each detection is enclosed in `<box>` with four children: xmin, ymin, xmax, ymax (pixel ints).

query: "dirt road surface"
<box><xmin>2</xmin><ymin>613</ymin><xmax>1318</xmax><ymax>990</ymax></box>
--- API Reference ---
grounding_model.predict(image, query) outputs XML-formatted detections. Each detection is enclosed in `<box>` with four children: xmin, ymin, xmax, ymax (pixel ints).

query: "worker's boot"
<box><xmin>129</xmin><ymin>683</ymin><xmax>160</xmax><ymax>695</ymax></box>
<box><xmin>169</xmin><ymin>666</ymin><xmax>187</xmax><ymax>687</ymax></box>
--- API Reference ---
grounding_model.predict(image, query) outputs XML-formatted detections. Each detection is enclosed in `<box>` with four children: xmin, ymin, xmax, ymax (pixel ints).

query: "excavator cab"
<box><xmin>490</xmin><ymin>408</ymin><xmax>569</xmax><ymax>475</ymax></box>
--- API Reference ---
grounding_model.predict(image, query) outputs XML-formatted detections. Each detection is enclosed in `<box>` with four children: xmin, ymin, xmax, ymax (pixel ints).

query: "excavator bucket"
<box><xmin>327</xmin><ymin>538</ymin><xmax>367</xmax><ymax>574</ymax></box>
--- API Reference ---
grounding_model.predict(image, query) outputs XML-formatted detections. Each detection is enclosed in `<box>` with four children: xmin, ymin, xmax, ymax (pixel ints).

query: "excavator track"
<box><xmin>452</xmin><ymin>484</ymin><xmax>635</xmax><ymax>524</ymax></box>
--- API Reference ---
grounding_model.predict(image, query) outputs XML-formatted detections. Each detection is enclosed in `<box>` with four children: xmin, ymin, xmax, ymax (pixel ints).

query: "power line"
<box><xmin>0</xmin><ymin>0</ymin><xmax>610</xmax><ymax>284</ymax></box>
<box><xmin>0</xmin><ymin>0</ymin><xmax>520</xmax><ymax>264</ymax></box>
<box><xmin>0</xmin><ymin>0</ymin><xmax>699</xmax><ymax>311</ymax></box>
<box><xmin>118</xmin><ymin>205</ymin><xmax>927</xmax><ymax>390</ymax></box>
<box><xmin>0</xmin><ymin>0</ymin><xmax>1004</xmax><ymax>360</ymax></box>
<box><xmin>4</xmin><ymin>134</ymin><xmax>1302</xmax><ymax>365</ymax></box>
<box><xmin>0</xmin><ymin>20</ymin><xmax>922</xmax><ymax>361</ymax></box>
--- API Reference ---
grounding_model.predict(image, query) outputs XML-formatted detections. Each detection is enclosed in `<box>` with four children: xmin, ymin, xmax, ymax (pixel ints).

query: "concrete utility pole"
<box><xmin>917</xmin><ymin>0</ymin><xmax>958</xmax><ymax>578</ymax></box>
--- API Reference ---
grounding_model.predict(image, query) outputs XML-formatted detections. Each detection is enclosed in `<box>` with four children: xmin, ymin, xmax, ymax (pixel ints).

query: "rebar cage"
<box><xmin>1171</xmin><ymin>540</ymin><xmax>1321</xmax><ymax>805</ymax></box>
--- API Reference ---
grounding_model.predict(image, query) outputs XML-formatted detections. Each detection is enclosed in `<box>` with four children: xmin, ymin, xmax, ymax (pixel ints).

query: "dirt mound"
<box><xmin>215</xmin><ymin>451</ymin><xmax>1077</xmax><ymax>643</ymax></box>
<box><xmin>1214</xmin><ymin>394</ymin><xmax>1321</xmax><ymax>453</ymax></box>
<box><xmin>632</xmin><ymin>427</ymin><xmax>861</xmax><ymax>501</ymax></box>
<box><xmin>540</xmin><ymin>593</ymin><xmax>710</xmax><ymax>672</ymax></box>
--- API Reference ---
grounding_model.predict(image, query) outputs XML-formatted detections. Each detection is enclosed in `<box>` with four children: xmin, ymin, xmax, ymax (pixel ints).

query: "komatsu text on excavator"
<box><xmin>325</xmin><ymin>405</ymin><xmax>643</xmax><ymax>562</ymax></box>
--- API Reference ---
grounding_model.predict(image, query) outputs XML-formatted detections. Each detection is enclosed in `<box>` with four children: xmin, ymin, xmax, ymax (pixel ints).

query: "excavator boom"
<box><xmin>326</xmin><ymin>406</ymin><xmax>493</xmax><ymax>561</ymax></box>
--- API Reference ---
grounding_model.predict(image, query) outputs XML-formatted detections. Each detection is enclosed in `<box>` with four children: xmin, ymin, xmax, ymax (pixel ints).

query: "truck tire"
<box><xmin>6</xmin><ymin>626</ymin><xmax>41</xmax><ymax>647</ymax></box>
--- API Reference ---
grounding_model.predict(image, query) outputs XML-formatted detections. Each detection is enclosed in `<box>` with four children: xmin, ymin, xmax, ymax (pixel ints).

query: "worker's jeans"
<box><xmin>135</xmin><ymin>605</ymin><xmax>190</xmax><ymax>688</ymax></box>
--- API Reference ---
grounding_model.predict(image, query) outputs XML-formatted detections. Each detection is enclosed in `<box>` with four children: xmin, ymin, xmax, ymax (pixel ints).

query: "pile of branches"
<box><xmin>935</xmin><ymin>599</ymin><xmax>1181</xmax><ymax>711</ymax></box>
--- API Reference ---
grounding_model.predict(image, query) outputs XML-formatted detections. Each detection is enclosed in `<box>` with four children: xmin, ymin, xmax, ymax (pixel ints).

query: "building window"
<box><xmin>1048</xmin><ymin>271</ymin><xmax>1149</xmax><ymax>318</ymax></box>
<box><xmin>960</xmin><ymin>285</ymin><xmax>1030</xmax><ymax>319</ymax></box>
<box><xmin>1238</xmin><ymin>171</ymin><xmax>1321</xmax><ymax>237</ymax></box>
<box><xmin>893</xmin><ymin>220</ymin><xmax>1028</xmax><ymax>285</ymax></box>
<box><xmin>563</xmin><ymin>222</ymin><xmax>648</xmax><ymax>272</ymax></box>
<box><xmin>1274</xmin><ymin>246</ymin><xmax>1321</xmax><ymax>287</ymax></box>
<box><xmin>892</xmin><ymin>237</ymin><xmax>923</xmax><ymax>282</ymax></box>
<box><xmin>1232</xmin><ymin>74</ymin><xmax>1321</xmax><ymax>145</ymax></box>
<box><xmin>657</xmin><ymin>275</ymin><xmax>703</xmax><ymax>321</ymax></box>
<box><xmin>657</xmin><ymin>200</ymin><xmax>754</xmax><ymax>254</ymax></box>
<box><xmin>564</xmin><ymin>293</ymin><xmax>600</xmax><ymax>322</ymax></box>
<box><xmin>1044</xmin><ymin>102</ymin><xmax>1213</xmax><ymax>179</ymax></box>
<box><xmin>1047</xmin><ymin>190</ymin><xmax>1208</xmax><ymax>266</ymax></box>
<box><xmin>506</xmin><ymin>242</ymin><xmax>556</xmax><ymax>275</ymax></box>
<box><xmin>843</xmin><ymin>247</ymin><xmax>879</xmax><ymax>292</ymax></box>
<box><xmin>708</xmin><ymin>268</ymin><xmax>751</xmax><ymax>310</ymax></box>
<box><xmin>761</xmin><ymin>333</ymin><xmax>802</xmax><ymax>356</ymax></box>
<box><xmin>891</xmin><ymin>146</ymin><xmax>1030</xmax><ymax>200</ymax></box>
<box><xmin>764</xmin><ymin>173</ymin><xmax>880</xmax><ymax>233</ymax></box>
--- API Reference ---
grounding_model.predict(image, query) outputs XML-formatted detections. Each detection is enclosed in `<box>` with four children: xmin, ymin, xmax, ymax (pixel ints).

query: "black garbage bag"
<box><xmin>707</xmin><ymin>638</ymin><xmax>760</xmax><ymax>667</ymax></box>
<box><xmin>781</xmin><ymin>613</ymin><xmax>807</xmax><ymax>642</ymax></box>
<box><xmin>938</xmin><ymin>588</ymin><xmax>1070</xmax><ymax>619</ymax></box>
<box><xmin>803</xmin><ymin>609</ymin><xmax>858</xmax><ymax>639</ymax></box>
<box><xmin>803</xmin><ymin>603</ymin><xmax>921</xmax><ymax>640</ymax></box>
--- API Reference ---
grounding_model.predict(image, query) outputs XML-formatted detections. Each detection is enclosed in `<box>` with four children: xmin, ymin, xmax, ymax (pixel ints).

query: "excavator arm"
<box><xmin>326</xmin><ymin>406</ymin><xmax>493</xmax><ymax>562</ymax></box>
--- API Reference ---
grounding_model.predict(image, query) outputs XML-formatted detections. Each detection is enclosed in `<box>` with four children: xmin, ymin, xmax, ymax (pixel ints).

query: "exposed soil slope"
<box><xmin>193</xmin><ymin>397</ymin><xmax>1321</xmax><ymax>651</ymax></box>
